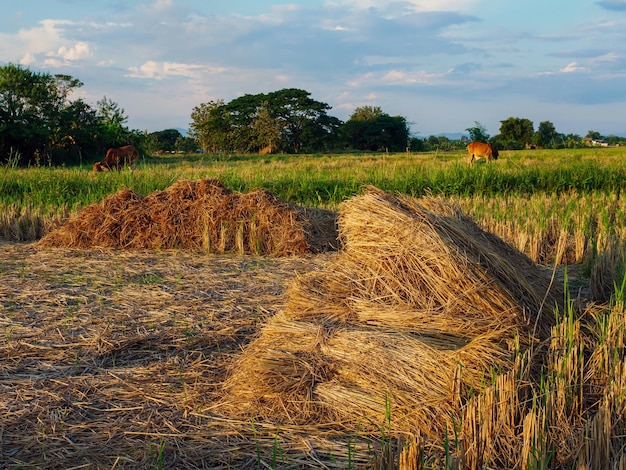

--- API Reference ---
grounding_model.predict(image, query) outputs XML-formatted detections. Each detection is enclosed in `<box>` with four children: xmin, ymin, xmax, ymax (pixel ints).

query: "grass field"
<box><xmin>1</xmin><ymin>148</ymin><xmax>626</xmax><ymax>468</ymax></box>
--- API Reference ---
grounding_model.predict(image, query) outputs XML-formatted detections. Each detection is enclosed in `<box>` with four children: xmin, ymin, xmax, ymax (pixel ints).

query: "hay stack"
<box><xmin>38</xmin><ymin>179</ymin><xmax>335</xmax><ymax>255</ymax></box>
<box><xmin>222</xmin><ymin>187</ymin><xmax>562</xmax><ymax>437</ymax></box>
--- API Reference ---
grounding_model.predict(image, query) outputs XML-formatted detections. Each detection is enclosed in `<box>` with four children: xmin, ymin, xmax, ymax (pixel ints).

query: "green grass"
<box><xmin>2</xmin><ymin>148</ymin><xmax>625</xmax><ymax>210</ymax></box>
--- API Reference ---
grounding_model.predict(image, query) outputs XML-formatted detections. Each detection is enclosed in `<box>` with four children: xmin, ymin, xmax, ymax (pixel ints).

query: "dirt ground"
<box><xmin>0</xmin><ymin>242</ymin><xmax>371</xmax><ymax>469</ymax></box>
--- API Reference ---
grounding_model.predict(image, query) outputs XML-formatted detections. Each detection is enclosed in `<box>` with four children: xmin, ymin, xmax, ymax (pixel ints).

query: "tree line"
<box><xmin>188</xmin><ymin>90</ymin><xmax>410</xmax><ymax>154</ymax></box>
<box><xmin>1</xmin><ymin>63</ymin><xmax>624</xmax><ymax>166</ymax></box>
<box><xmin>0</xmin><ymin>63</ymin><xmax>140</xmax><ymax>166</ymax></box>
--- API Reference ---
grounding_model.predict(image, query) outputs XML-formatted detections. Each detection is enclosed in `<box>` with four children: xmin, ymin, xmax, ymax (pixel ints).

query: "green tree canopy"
<box><xmin>146</xmin><ymin>129</ymin><xmax>183</xmax><ymax>153</ymax></box>
<box><xmin>532</xmin><ymin>121</ymin><xmax>559</xmax><ymax>148</ymax></box>
<box><xmin>189</xmin><ymin>99</ymin><xmax>227</xmax><ymax>153</ymax></box>
<box><xmin>189</xmin><ymin>89</ymin><xmax>340</xmax><ymax>154</ymax></box>
<box><xmin>496</xmin><ymin>117</ymin><xmax>534</xmax><ymax>149</ymax></box>
<box><xmin>0</xmin><ymin>63</ymin><xmax>83</xmax><ymax>163</ymax></box>
<box><xmin>340</xmin><ymin>106</ymin><xmax>409</xmax><ymax>152</ymax></box>
<box><xmin>586</xmin><ymin>130</ymin><xmax>603</xmax><ymax>140</ymax></box>
<box><xmin>265</xmin><ymin>88</ymin><xmax>341</xmax><ymax>153</ymax></box>
<box><xmin>96</xmin><ymin>96</ymin><xmax>132</xmax><ymax>148</ymax></box>
<box><xmin>0</xmin><ymin>64</ymin><xmax>136</xmax><ymax>165</ymax></box>
<box><xmin>349</xmin><ymin>105</ymin><xmax>384</xmax><ymax>121</ymax></box>
<box><xmin>251</xmin><ymin>104</ymin><xmax>283</xmax><ymax>152</ymax></box>
<box><xmin>465</xmin><ymin>121</ymin><xmax>490</xmax><ymax>143</ymax></box>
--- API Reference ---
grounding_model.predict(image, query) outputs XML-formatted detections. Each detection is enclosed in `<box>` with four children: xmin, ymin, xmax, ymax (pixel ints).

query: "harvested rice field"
<box><xmin>0</xmin><ymin>242</ymin><xmax>345</xmax><ymax>468</ymax></box>
<box><xmin>1</xmin><ymin>183</ymin><xmax>625</xmax><ymax>469</ymax></box>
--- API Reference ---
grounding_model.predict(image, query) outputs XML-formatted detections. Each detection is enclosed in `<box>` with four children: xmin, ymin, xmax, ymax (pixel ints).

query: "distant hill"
<box><xmin>435</xmin><ymin>132</ymin><xmax>468</xmax><ymax>140</ymax></box>
<box><xmin>415</xmin><ymin>132</ymin><xmax>469</xmax><ymax>140</ymax></box>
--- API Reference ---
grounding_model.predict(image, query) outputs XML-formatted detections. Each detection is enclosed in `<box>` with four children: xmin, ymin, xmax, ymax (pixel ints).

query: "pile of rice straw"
<box><xmin>222</xmin><ymin>187</ymin><xmax>562</xmax><ymax>438</ymax></box>
<box><xmin>38</xmin><ymin>179</ymin><xmax>337</xmax><ymax>255</ymax></box>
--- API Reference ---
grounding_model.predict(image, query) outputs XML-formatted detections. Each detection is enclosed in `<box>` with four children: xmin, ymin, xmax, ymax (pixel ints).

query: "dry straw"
<box><xmin>37</xmin><ymin>178</ymin><xmax>337</xmax><ymax>256</ymax></box>
<box><xmin>222</xmin><ymin>187</ymin><xmax>562</xmax><ymax>439</ymax></box>
<box><xmin>5</xmin><ymin>185</ymin><xmax>626</xmax><ymax>468</ymax></box>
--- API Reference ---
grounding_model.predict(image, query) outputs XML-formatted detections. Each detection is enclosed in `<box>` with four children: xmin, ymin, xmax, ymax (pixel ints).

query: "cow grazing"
<box><xmin>467</xmin><ymin>141</ymin><xmax>498</xmax><ymax>166</ymax></box>
<box><xmin>259</xmin><ymin>145</ymin><xmax>273</xmax><ymax>155</ymax></box>
<box><xmin>93</xmin><ymin>145</ymin><xmax>139</xmax><ymax>172</ymax></box>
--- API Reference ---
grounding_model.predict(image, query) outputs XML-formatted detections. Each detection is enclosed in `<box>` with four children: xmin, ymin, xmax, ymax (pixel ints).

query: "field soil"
<box><xmin>0</xmin><ymin>241</ymin><xmax>351</xmax><ymax>468</ymax></box>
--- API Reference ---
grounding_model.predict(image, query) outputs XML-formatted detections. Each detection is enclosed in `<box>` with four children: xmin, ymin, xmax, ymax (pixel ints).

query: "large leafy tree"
<box><xmin>189</xmin><ymin>99</ymin><xmax>227</xmax><ymax>153</ymax></box>
<box><xmin>251</xmin><ymin>104</ymin><xmax>283</xmax><ymax>152</ymax></box>
<box><xmin>532</xmin><ymin>120</ymin><xmax>560</xmax><ymax>148</ymax></box>
<box><xmin>465</xmin><ymin>121</ymin><xmax>490</xmax><ymax>143</ymax></box>
<box><xmin>189</xmin><ymin>89</ymin><xmax>340</xmax><ymax>154</ymax></box>
<box><xmin>0</xmin><ymin>63</ymin><xmax>83</xmax><ymax>163</ymax></box>
<box><xmin>266</xmin><ymin>88</ymin><xmax>340</xmax><ymax>153</ymax></box>
<box><xmin>145</xmin><ymin>129</ymin><xmax>182</xmax><ymax>153</ymax></box>
<box><xmin>96</xmin><ymin>96</ymin><xmax>132</xmax><ymax>148</ymax></box>
<box><xmin>0</xmin><ymin>63</ymin><xmax>134</xmax><ymax>165</ymax></box>
<box><xmin>341</xmin><ymin>105</ymin><xmax>410</xmax><ymax>152</ymax></box>
<box><xmin>223</xmin><ymin>94</ymin><xmax>264</xmax><ymax>152</ymax></box>
<box><xmin>497</xmin><ymin>117</ymin><xmax>534</xmax><ymax>149</ymax></box>
<box><xmin>55</xmin><ymin>98</ymin><xmax>101</xmax><ymax>162</ymax></box>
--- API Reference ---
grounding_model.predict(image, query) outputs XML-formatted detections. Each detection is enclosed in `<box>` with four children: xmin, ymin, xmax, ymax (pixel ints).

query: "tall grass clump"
<box><xmin>387</xmin><ymin>277</ymin><xmax>626</xmax><ymax>469</ymax></box>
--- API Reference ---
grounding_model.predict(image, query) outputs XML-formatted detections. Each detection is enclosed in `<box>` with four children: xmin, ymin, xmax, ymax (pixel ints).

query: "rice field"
<box><xmin>1</xmin><ymin>147</ymin><xmax>626</xmax><ymax>468</ymax></box>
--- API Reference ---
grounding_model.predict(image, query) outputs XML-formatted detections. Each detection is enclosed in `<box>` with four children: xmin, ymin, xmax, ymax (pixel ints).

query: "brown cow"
<box><xmin>259</xmin><ymin>145</ymin><xmax>273</xmax><ymax>155</ymax></box>
<box><xmin>467</xmin><ymin>141</ymin><xmax>498</xmax><ymax>165</ymax></box>
<box><xmin>93</xmin><ymin>145</ymin><xmax>139</xmax><ymax>172</ymax></box>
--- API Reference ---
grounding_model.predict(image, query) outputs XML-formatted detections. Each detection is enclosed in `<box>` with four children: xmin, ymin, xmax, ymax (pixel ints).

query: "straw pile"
<box><xmin>38</xmin><ymin>179</ymin><xmax>337</xmax><ymax>255</ymax></box>
<box><xmin>222</xmin><ymin>187</ymin><xmax>562</xmax><ymax>438</ymax></box>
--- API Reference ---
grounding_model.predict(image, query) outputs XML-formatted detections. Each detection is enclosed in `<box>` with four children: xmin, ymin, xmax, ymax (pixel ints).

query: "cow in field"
<box><xmin>93</xmin><ymin>145</ymin><xmax>139</xmax><ymax>172</ymax></box>
<box><xmin>467</xmin><ymin>141</ymin><xmax>498</xmax><ymax>165</ymax></box>
<box><xmin>259</xmin><ymin>145</ymin><xmax>273</xmax><ymax>155</ymax></box>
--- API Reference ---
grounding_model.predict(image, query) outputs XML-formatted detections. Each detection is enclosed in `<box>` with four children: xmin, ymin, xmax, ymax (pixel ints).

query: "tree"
<box><xmin>563</xmin><ymin>133</ymin><xmax>582</xmax><ymax>148</ymax></box>
<box><xmin>350</xmin><ymin>105</ymin><xmax>384</xmax><ymax>121</ymax></box>
<box><xmin>188</xmin><ymin>99</ymin><xmax>227</xmax><ymax>153</ymax></box>
<box><xmin>497</xmin><ymin>117</ymin><xmax>534</xmax><ymax>149</ymax></box>
<box><xmin>408</xmin><ymin>137</ymin><xmax>425</xmax><ymax>152</ymax></box>
<box><xmin>465</xmin><ymin>121</ymin><xmax>490</xmax><ymax>143</ymax></box>
<box><xmin>146</xmin><ymin>129</ymin><xmax>183</xmax><ymax>153</ymax></box>
<box><xmin>341</xmin><ymin>106</ymin><xmax>409</xmax><ymax>152</ymax></box>
<box><xmin>585</xmin><ymin>130</ymin><xmax>603</xmax><ymax>140</ymax></box>
<box><xmin>175</xmin><ymin>135</ymin><xmax>198</xmax><ymax>153</ymax></box>
<box><xmin>251</xmin><ymin>104</ymin><xmax>283</xmax><ymax>153</ymax></box>
<box><xmin>222</xmin><ymin>94</ymin><xmax>263</xmax><ymax>152</ymax></box>
<box><xmin>0</xmin><ymin>64</ymin><xmax>94</xmax><ymax>163</ymax></box>
<box><xmin>96</xmin><ymin>96</ymin><xmax>131</xmax><ymax>148</ymax></box>
<box><xmin>189</xmin><ymin>90</ymin><xmax>340</xmax><ymax>154</ymax></box>
<box><xmin>532</xmin><ymin>121</ymin><xmax>559</xmax><ymax>148</ymax></box>
<box><xmin>265</xmin><ymin>88</ymin><xmax>340</xmax><ymax>153</ymax></box>
<box><xmin>0</xmin><ymin>64</ymin><xmax>142</xmax><ymax>165</ymax></box>
<box><xmin>54</xmin><ymin>98</ymin><xmax>100</xmax><ymax>162</ymax></box>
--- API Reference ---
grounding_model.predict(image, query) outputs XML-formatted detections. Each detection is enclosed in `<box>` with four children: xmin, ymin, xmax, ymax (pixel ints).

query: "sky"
<box><xmin>1</xmin><ymin>0</ymin><xmax>626</xmax><ymax>137</ymax></box>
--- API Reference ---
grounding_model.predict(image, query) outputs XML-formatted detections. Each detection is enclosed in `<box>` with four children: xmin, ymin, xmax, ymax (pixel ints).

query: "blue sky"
<box><xmin>1</xmin><ymin>0</ymin><xmax>625</xmax><ymax>137</ymax></box>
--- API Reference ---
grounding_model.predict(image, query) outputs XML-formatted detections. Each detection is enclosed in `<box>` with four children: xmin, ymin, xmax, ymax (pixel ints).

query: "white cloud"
<box><xmin>126</xmin><ymin>60</ymin><xmax>226</xmax><ymax>80</ymax></box>
<box><xmin>97</xmin><ymin>59</ymin><xmax>115</xmax><ymax>67</ymax></box>
<box><xmin>561</xmin><ymin>61</ymin><xmax>588</xmax><ymax>73</ymax></box>
<box><xmin>0</xmin><ymin>19</ymin><xmax>95</xmax><ymax>67</ymax></box>
<box><xmin>346</xmin><ymin>72</ymin><xmax>376</xmax><ymax>87</ymax></box>
<box><xmin>156</xmin><ymin>0</ymin><xmax>173</xmax><ymax>7</ymax></box>
<box><xmin>20</xmin><ymin>52</ymin><xmax>36</xmax><ymax>65</ymax></box>
<box><xmin>591</xmin><ymin>52</ymin><xmax>621</xmax><ymax>64</ymax></box>
<box><xmin>42</xmin><ymin>57</ymin><xmax>64</xmax><ymax>68</ymax></box>
<box><xmin>56</xmin><ymin>42</ymin><xmax>92</xmax><ymax>61</ymax></box>
<box><xmin>408</xmin><ymin>0</ymin><xmax>479</xmax><ymax>11</ymax></box>
<box><xmin>382</xmin><ymin>69</ymin><xmax>446</xmax><ymax>85</ymax></box>
<box><xmin>326</xmin><ymin>0</ymin><xmax>478</xmax><ymax>12</ymax></box>
<box><xmin>145</xmin><ymin>0</ymin><xmax>173</xmax><ymax>12</ymax></box>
